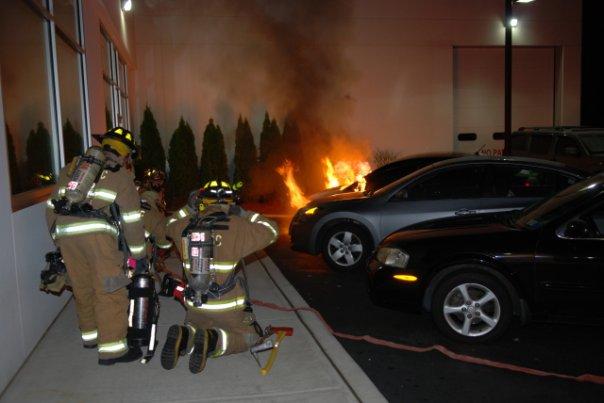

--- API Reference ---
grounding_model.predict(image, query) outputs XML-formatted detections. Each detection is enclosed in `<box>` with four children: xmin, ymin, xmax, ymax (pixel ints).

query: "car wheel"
<box><xmin>321</xmin><ymin>224</ymin><xmax>371</xmax><ymax>272</ymax></box>
<box><xmin>431</xmin><ymin>271</ymin><xmax>512</xmax><ymax>343</ymax></box>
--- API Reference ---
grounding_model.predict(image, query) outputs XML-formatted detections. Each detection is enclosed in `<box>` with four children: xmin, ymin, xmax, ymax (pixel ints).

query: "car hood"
<box><xmin>308</xmin><ymin>187</ymin><xmax>343</xmax><ymax>200</ymax></box>
<box><xmin>312</xmin><ymin>190</ymin><xmax>368</xmax><ymax>204</ymax></box>
<box><xmin>384</xmin><ymin>214</ymin><xmax>518</xmax><ymax>244</ymax></box>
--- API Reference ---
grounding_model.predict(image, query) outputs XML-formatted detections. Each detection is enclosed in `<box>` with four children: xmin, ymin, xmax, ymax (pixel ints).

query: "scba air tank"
<box><xmin>66</xmin><ymin>146</ymin><xmax>106</xmax><ymax>205</ymax></box>
<box><xmin>128</xmin><ymin>273</ymin><xmax>156</xmax><ymax>345</ymax></box>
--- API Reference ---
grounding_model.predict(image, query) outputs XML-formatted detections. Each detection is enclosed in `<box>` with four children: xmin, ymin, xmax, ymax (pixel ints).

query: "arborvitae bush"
<box><xmin>233</xmin><ymin>116</ymin><xmax>257</xmax><ymax>187</ymax></box>
<box><xmin>167</xmin><ymin>117</ymin><xmax>199</xmax><ymax>205</ymax></box>
<box><xmin>137</xmin><ymin>106</ymin><xmax>166</xmax><ymax>178</ymax></box>
<box><xmin>199</xmin><ymin>118</ymin><xmax>228</xmax><ymax>185</ymax></box>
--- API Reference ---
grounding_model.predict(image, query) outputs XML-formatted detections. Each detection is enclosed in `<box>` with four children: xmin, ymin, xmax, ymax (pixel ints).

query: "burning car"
<box><xmin>289</xmin><ymin>156</ymin><xmax>586</xmax><ymax>272</ymax></box>
<box><xmin>308</xmin><ymin>152</ymin><xmax>465</xmax><ymax>201</ymax></box>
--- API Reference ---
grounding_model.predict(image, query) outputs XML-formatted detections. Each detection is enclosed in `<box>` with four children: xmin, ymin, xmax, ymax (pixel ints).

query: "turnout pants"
<box><xmin>184</xmin><ymin>287</ymin><xmax>261</xmax><ymax>357</ymax></box>
<box><xmin>58</xmin><ymin>233</ymin><xmax>129</xmax><ymax>359</ymax></box>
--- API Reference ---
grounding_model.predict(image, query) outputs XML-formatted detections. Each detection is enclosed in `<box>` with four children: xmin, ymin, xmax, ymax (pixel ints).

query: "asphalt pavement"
<box><xmin>266</xmin><ymin>215</ymin><xmax>604</xmax><ymax>403</ymax></box>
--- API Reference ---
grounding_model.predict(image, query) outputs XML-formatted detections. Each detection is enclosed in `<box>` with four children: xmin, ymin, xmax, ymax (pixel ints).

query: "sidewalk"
<box><xmin>0</xmin><ymin>255</ymin><xmax>386</xmax><ymax>403</ymax></box>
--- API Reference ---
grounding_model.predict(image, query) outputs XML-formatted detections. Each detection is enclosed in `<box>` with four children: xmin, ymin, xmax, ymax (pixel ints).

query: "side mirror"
<box><xmin>563</xmin><ymin>146</ymin><xmax>580</xmax><ymax>157</ymax></box>
<box><xmin>564</xmin><ymin>220</ymin><xmax>590</xmax><ymax>238</ymax></box>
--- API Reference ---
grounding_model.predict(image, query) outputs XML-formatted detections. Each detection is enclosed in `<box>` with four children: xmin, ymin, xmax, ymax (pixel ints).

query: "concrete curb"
<box><xmin>257</xmin><ymin>255</ymin><xmax>387</xmax><ymax>403</ymax></box>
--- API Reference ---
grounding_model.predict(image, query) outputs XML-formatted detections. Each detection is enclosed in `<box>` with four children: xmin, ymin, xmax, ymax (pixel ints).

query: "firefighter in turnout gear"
<box><xmin>139</xmin><ymin>169</ymin><xmax>172</xmax><ymax>258</ymax></box>
<box><xmin>161</xmin><ymin>180</ymin><xmax>279</xmax><ymax>373</ymax></box>
<box><xmin>45</xmin><ymin>127</ymin><xmax>147</xmax><ymax>365</ymax></box>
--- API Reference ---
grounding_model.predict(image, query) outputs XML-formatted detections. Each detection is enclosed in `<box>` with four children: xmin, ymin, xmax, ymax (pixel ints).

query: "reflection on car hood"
<box><xmin>308</xmin><ymin>187</ymin><xmax>342</xmax><ymax>201</ymax></box>
<box><xmin>313</xmin><ymin>191</ymin><xmax>368</xmax><ymax>204</ymax></box>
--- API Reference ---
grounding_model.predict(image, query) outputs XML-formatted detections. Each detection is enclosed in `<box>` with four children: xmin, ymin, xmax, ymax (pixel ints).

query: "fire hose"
<box><xmin>250</xmin><ymin>299</ymin><xmax>604</xmax><ymax>386</ymax></box>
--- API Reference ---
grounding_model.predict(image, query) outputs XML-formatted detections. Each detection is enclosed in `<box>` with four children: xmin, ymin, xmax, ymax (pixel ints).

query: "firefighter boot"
<box><xmin>189</xmin><ymin>329</ymin><xmax>218</xmax><ymax>374</ymax></box>
<box><xmin>161</xmin><ymin>325</ymin><xmax>190</xmax><ymax>370</ymax></box>
<box><xmin>98</xmin><ymin>346</ymin><xmax>142</xmax><ymax>366</ymax></box>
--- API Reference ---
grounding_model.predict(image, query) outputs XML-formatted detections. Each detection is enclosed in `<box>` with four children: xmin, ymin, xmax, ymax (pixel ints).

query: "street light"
<box><xmin>122</xmin><ymin>0</ymin><xmax>133</xmax><ymax>12</ymax></box>
<box><xmin>503</xmin><ymin>0</ymin><xmax>535</xmax><ymax>155</ymax></box>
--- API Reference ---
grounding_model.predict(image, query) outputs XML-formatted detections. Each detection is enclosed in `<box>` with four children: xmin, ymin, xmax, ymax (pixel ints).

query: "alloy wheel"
<box><xmin>327</xmin><ymin>231</ymin><xmax>363</xmax><ymax>267</ymax></box>
<box><xmin>442</xmin><ymin>282</ymin><xmax>501</xmax><ymax>337</ymax></box>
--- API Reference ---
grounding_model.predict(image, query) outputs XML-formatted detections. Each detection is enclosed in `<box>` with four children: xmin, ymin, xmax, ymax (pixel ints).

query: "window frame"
<box><xmin>4</xmin><ymin>0</ymin><xmax>90</xmax><ymax>211</ymax></box>
<box><xmin>102</xmin><ymin>31</ymin><xmax>130</xmax><ymax>130</ymax></box>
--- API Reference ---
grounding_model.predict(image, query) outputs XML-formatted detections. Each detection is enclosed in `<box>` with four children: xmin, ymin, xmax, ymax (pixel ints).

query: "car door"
<box><xmin>534</xmin><ymin>202</ymin><xmax>604</xmax><ymax>316</ymax></box>
<box><xmin>479</xmin><ymin>164</ymin><xmax>580</xmax><ymax>214</ymax></box>
<box><xmin>378</xmin><ymin>164</ymin><xmax>488</xmax><ymax>238</ymax></box>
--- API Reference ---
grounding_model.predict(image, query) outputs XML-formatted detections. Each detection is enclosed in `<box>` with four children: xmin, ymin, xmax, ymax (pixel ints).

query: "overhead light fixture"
<box><xmin>509</xmin><ymin>18</ymin><xmax>519</xmax><ymax>27</ymax></box>
<box><xmin>122</xmin><ymin>0</ymin><xmax>133</xmax><ymax>12</ymax></box>
<box><xmin>514</xmin><ymin>0</ymin><xmax>535</xmax><ymax>3</ymax></box>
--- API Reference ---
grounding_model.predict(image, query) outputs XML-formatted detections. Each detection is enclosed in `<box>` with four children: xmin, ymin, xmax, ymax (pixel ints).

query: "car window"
<box><xmin>587</xmin><ymin>205</ymin><xmax>604</xmax><ymax>236</ymax></box>
<box><xmin>402</xmin><ymin>165</ymin><xmax>486</xmax><ymax>201</ymax></box>
<box><xmin>560</xmin><ymin>203</ymin><xmax>604</xmax><ymax>240</ymax></box>
<box><xmin>579</xmin><ymin>133</ymin><xmax>604</xmax><ymax>155</ymax></box>
<box><xmin>511</xmin><ymin>133</ymin><xmax>529</xmax><ymax>152</ymax></box>
<box><xmin>529</xmin><ymin>135</ymin><xmax>553</xmax><ymax>155</ymax></box>
<box><xmin>515</xmin><ymin>177</ymin><xmax>603</xmax><ymax>229</ymax></box>
<box><xmin>555</xmin><ymin>137</ymin><xmax>582</xmax><ymax>157</ymax></box>
<box><xmin>491</xmin><ymin>165</ymin><xmax>573</xmax><ymax>198</ymax></box>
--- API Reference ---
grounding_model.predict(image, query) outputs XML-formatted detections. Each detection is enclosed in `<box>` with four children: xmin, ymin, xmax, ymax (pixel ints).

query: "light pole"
<box><xmin>504</xmin><ymin>0</ymin><xmax>512</xmax><ymax>155</ymax></box>
<box><xmin>504</xmin><ymin>0</ymin><xmax>535</xmax><ymax>155</ymax></box>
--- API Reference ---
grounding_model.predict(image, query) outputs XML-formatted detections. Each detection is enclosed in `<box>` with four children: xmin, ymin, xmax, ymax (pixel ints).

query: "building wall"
<box><xmin>0</xmin><ymin>0</ymin><xmax>135</xmax><ymax>393</ymax></box>
<box><xmin>131</xmin><ymin>0</ymin><xmax>581</xmax><ymax>159</ymax></box>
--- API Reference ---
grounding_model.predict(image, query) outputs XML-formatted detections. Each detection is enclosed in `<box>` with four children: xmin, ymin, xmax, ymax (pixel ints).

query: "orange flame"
<box><xmin>276</xmin><ymin>160</ymin><xmax>310</xmax><ymax>209</ymax></box>
<box><xmin>322</xmin><ymin>157</ymin><xmax>372</xmax><ymax>192</ymax></box>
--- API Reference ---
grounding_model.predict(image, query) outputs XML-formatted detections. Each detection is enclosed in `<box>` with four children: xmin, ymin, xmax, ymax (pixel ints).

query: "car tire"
<box><xmin>321</xmin><ymin>224</ymin><xmax>371</xmax><ymax>272</ymax></box>
<box><xmin>431</xmin><ymin>270</ymin><xmax>512</xmax><ymax>343</ymax></box>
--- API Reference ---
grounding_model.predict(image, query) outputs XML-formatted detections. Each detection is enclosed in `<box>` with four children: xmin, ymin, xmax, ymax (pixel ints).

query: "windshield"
<box><xmin>515</xmin><ymin>175</ymin><xmax>604</xmax><ymax>229</ymax></box>
<box><xmin>579</xmin><ymin>133</ymin><xmax>604</xmax><ymax>154</ymax></box>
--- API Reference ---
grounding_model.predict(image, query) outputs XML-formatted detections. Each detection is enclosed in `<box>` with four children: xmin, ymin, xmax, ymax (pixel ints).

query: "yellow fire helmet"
<box><xmin>199</xmin><ymin>180</ymin><xmax>236</xmax><ymax>207</ymax></box>
<box><xmin>102</xmin><ymin>126</ymin><xmax>138</xmax><ymax>158</ymax></box>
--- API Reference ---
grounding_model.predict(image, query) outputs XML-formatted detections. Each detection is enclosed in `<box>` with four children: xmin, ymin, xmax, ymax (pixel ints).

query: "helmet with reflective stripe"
<box><xmin>199</xmin><ymin>180</ymin><xmax>234</xmax><ymax>205</ymax></box>
<box><xmin>102</xmin><ymin>127</ymin><xmax>138</xmax><ymax>158</ymax></box>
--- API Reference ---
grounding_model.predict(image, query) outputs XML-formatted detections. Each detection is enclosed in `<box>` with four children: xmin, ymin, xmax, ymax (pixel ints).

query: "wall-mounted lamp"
<box><xmin>509</xmin><ymin>17</ymin><xmax>519</xmax><ymax>27</ymax></box>
<box><xmin>122</xmin><ymin>0</ymin><xmax>133</xmax><ymax>12</ymax></box>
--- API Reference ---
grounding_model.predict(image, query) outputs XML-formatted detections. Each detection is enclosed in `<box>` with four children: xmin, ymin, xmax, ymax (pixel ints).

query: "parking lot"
<box><xmin>266</xmin><ymin>217</ymin><xmax>604</xmax><ymax>402</ymax></box>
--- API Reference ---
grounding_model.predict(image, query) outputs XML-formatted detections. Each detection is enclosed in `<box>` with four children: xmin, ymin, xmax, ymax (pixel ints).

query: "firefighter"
<box><xmin>160</xmin><ymin>180</ymin><xmax>279</xmax><ymax>373</ymax></box>
<box><xmin>139</xmin><ymin>169</ymin><xmax>172</xmax><ymax>264</ymax></box>
<box><xmin>45</xmin><ymin>127</ymin><xmax>147</xmax><ymax>365</ymax></box>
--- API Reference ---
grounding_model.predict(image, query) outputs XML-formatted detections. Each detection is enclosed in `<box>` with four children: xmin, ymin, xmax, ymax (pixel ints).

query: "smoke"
<box><xmin>238</xmin><ymin>0</ymin><xmax>365</xmax><ymax>193</ymax></box>
<box><xmin>137</xmin><ymin>0</ymin><xmax>365</xmax><ymax>197</ymax></box>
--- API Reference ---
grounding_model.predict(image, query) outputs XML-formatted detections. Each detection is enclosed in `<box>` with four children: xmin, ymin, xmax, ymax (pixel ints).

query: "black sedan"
<box><xmin>367</xmin><ymin>173</ymin><xmax>604</xmax><ymax>342</ymax></box>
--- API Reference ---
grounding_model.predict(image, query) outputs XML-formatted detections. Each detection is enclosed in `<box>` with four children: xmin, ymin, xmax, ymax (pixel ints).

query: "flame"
<box><xmin>276</xmin><ymin>160</ymin><xmax>310</xmax><ymax>209</ymax></box>
<box><xmin>322</xmin><ymin>157</ymin><xmax>372</xmax><ymax>192</ymax></box>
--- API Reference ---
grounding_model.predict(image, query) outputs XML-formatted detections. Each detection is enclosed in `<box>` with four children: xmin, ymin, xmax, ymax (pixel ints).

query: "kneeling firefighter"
<box><xmin>45</xmin><ymin>127</ymin><xmax>148</xmax><ymax>365</ymax></box>
<box><xmin>161</xmin><ymin>180</ymin><xmax>279</xmax><ymax>373</ymax></box>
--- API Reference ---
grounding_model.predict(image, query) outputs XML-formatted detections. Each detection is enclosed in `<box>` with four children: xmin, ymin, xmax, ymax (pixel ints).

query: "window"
<box><xmin>529</xmin><ymin>135</ymin><xmax>553</xmax><ymax>155</ymax></box>
<box><xmin>555</xmin><ymin>137</ymin><xmax>582</xmax><ymax>157</ymax></box>
<box><xmin>0</xmin><ymin>0</ymin><xmax>88</xmax><ymax>209</ymax></box>
<box><xmin>102</xmin><ymin>32</ymin><xmax>130</xmax><ymax>130</ymax></box>
<box><xmin>579</xmin><ymin>133</ymin><xmax>604</xmax><ymax>155</ymax></box>
<box><xmin>491</xmin><ymin>165</ymin><xmax>569</xmax><ymax>198</ymax></box>
<box><xmin>510</xmin><ymin>133</ymin><xmax>528</xmax><ymax>152</ymax></box>
<box><xmin>404</xmin><ymin>166</ymin><xmax>486</xmax><ymax>201</ymax></box>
